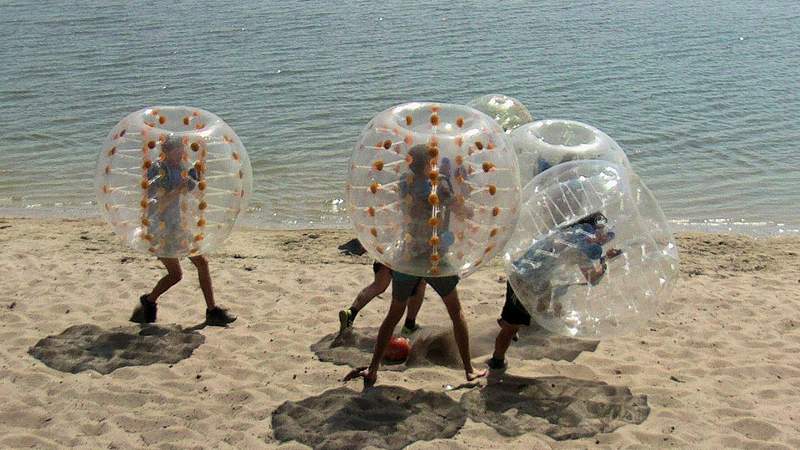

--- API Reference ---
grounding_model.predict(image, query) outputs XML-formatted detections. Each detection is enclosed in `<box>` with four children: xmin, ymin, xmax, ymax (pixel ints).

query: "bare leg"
<box><xmin>189</xmin><ymin>255</ymin><xmax>215</xmax><ymax>309</ymax></box>
<box><xmin>350</xmin><ymin>266</ymin><xmax>392</xmax><ymax>312</ymax></box>
<box><xmin>404</xmin><ymin>282</ymin><xmax>426</xmax><ymax>323</ymax></box>
<box><xmin>441</xmin><ymin>288</ymin><xmax>486</xmax><ymax>381</ymax></box>
<box><xmin>147</xmin><ymin>258</ymin><xmax>183</xmax><ymax>303</ymax></box>
<box><xmin>365</xmin><ymin>297</ymin><xmax>408</xmax><ymax>384</ymax></box>
<box><xmin>493</xmin><ymin>320</ymin><xmax>521</xmax><ymax>361</ymax></box>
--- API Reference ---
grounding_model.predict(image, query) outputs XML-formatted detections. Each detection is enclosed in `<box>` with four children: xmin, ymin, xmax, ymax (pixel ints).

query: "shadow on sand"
<box><xmin>272</xmin><ymin>386</ymin><xmax>465</xmax><ymax>450</ymax></box>
<box><xmin>461</xmin><ymin>374</ymin><xmax>649</xmax><ymax>440</ymax></box>
<box><xmin>28</xmin><ymin>323</ymin><xmax>205</xmax><ymax>374</ymax></box>
<box><xmin>311</xmin><ymin>318</ymin><xmax>599</xmax><ymax>371</ymax></box>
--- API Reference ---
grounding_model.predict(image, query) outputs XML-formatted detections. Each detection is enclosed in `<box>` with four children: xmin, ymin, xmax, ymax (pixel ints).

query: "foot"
<box><xmin>400</xmin><ymin>323</ymin><xmax>420</xmax><ymax>337</ymax></box>
<box><xmin>487</xmin><ymin>357</ymin><xmax>507</xmax><ymax>372</ymax></box>
<box><xmin>338</xmin><ymin>309</ymin><xmax>354</xmax><ymax>333</ymax></box>
<box><xmin>130</xmin><ymin>295</ymin><xmax>157</xmax><ymax>323</ymax></box>
<box><xmin>206</xmin><ymin>306</ymin><xmax>237</xmax><ymax>326</ymax></box>
<box><xmin>466</xmin><ymin>368</ymin><xmax>488</xmax><ymax>381</ymax></box>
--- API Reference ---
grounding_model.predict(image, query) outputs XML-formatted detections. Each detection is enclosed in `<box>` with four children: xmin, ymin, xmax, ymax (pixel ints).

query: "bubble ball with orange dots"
<box><xmin>95</xmin><ymin>106</ymin><xmax>252</xmax><ymax>258</ymax></box>
<box><xmin>346</xmin><ymin>102</ymin><xmax>521</xmax><ymax>278</ymax></box>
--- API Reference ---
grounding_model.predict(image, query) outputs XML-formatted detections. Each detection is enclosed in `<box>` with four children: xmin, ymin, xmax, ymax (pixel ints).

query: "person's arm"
<box><xmin>580</xmin><ymin>261</ymin><xmax>607</xmax><ymax>286</ymax></box>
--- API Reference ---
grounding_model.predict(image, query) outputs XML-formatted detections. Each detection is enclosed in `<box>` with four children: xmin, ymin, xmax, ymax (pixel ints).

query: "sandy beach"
<box><xmin>1</xmin><ymin>217</ymin><xmax>799</xmax><ymax>449</ymax></box>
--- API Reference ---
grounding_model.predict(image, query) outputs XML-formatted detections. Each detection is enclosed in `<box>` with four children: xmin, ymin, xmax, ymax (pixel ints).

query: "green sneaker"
<box><xmin>400</xmin><ymin>323</ymin><xmax>420</xmax><ymax>337</ymax></box>
<box><xmin>338</xmin><ymin>309</ymin><xmax>354</xmax><ymax>333</ymax></box>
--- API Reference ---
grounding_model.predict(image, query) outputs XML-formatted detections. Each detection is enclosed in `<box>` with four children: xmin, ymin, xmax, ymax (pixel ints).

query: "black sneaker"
<box><xmin>206</xmin><ymin>307</ymin><xmax>237</xmax><ymax>326</ymax></box>
<box><xmin>487</xmin><ymin>357</ymin><xmax>507</xmax><ymax>371</ymax></box>
<box><xmin>130</xmin><ymin>295</ymin><xmax>157</xmax><ymax>323</ymax></box>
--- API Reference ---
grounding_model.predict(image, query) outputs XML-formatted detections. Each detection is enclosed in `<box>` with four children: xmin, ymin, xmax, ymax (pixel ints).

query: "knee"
<box><xmin>167</xmin><ymin>270</ymin><xmax>183</xmax><ymax>284</ymax></box>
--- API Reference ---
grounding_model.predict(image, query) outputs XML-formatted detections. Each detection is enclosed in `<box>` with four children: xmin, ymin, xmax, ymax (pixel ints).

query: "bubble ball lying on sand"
<box><xmin>467</xmin><ymin>94</ymin><xmax>534</xmax><ymax>133</ymax></box>
<box><xmin>511</xmin><ymin>119</ymin><xmax>631</xmax><ymax>187</ymax></box>
<box><xmin>95</xmin><ymin>106</ymin><xmax>253</xmax><ymax>258</ymax></box>
<box><xmin>347</xmin><ymin>102</ymin><xmax>521</xmax><ymax>277</ymax></box>
<box><xmin>504</xmin><ymin>161</ymin><xmax>679</xmax><ymax>339</ymax></box>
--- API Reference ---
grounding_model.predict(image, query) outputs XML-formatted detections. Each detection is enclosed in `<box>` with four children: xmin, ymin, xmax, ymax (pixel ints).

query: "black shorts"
<box><xmin>501</xmin><ymin>282</ymin><xmax>531</xmax><ymax>326</ymax></box>
<box><xmin>392</xmin><ymin>271</ymin><xmax>458</xmax><ymax>301</ymax></box>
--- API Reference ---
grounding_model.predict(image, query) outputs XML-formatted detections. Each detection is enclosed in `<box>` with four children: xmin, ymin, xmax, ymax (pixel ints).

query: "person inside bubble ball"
<box><xmin>338</xmin><ymin>241</ymin><xmax>427</xmax><ymax>337</ymax></box>
<box><xmin>344</xmin><ymin>146</ymin><xmax>486</xmax><ymax>387</ymax></box>
<box><xmin>130</xmin><ymin>136</ymin><xmax>236</xmax><ymax>327</ymax></box>
<box><xmin>397</xmin><ymin>144</ymin><xmax>455</xmax><ymax>261</ymax></box>
<box><xmin>487</xmin><ymin>212</ymin><xmax>622</xmax><ymax>372</ymax></box>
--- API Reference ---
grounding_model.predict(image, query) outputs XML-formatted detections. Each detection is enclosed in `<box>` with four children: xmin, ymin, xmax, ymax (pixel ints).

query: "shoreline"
<box><xmin>1</xmin><ymin>208</ymin><xmax>798</xmax><ymax>238</ymax></box>
<box><xmin>1</xmin><ymin>217</ymin><xmax>799</xmax><ymax>448</ymax></box>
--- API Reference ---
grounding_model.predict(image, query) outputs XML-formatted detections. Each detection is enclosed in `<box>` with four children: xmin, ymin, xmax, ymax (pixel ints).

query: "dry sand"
<box><xmin>1</xmin><ymin>217</ymin><xmax>799</xmax><ymax>449</ymax></box>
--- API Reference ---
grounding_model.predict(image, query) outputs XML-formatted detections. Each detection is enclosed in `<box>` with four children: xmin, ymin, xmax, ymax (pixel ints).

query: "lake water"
<box><xmin>1</xmin><ymin>0</ymin><xmax>798</xmax><ymax>235</ymax></box>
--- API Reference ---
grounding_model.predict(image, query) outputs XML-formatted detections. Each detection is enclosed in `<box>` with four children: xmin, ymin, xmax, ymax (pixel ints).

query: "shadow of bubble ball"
<box><xmin>29</xmin><ymin>324</ymin><xmax>204</xmax><ymax>374</ymax></box>
<box><xmin>272</xmin><ymin>386</ymin><xmax>466</xmax><ymax>450</ymax></box>
<box><xmin>461</xmin><ymin>376</ymin><xmax>649</xmax><ymax>440</ymax></box>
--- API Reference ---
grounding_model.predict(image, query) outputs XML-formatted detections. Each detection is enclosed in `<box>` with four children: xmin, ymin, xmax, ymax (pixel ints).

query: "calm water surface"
<box><xmin>1</xmin><ymin>0</ymin><xmax>798</xmax><ymax>235</ymax></box>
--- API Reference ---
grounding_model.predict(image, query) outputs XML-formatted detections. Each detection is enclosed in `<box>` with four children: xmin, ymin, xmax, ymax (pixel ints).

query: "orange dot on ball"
<box><xmin>197</xmin><ymin>218</ymin><xmax>206</xmax><ymax>227</ymax></box>
<box><xmin>142</xmin><ymin>160</ymin><xmax>152</xmax><ymax>169</ymax></box>
<box><xmin>367</xmin><ymin>207</ymin><xmax>375</xmax><ymax>217</ymax></box>
<box><xmin>430</xmin><ymin>254</ymin><xmax>440</xmax><ymax>262</ymax></box>
<box><xmin>108</xmin><ymin>147</ymin><xmax>116</xmax><ymax>156</ymax></box>
<box><xmin>430</xmin><ymin>266</ymin><xmax>440</xmax><ymax>275</ymax></box>
<box><xmin>492</xmin><ymin>207</ymin><xmax>500</xmax><ymax>216</ymax></box>
<box><xmin>487</xmin><ymin>142</ymin><xmax>495</xmax><ymax>150</ymax></box>
<box><xmin>190</xmin><ymin>142</ymin><xmax>199</xmax><ymax>152</ymax></box>
<box><xmin>183</xmin><ymin>117</ymin><xmax>190</xmax><ymax>125</ymax></box>
<box><xmin>158</xmin><ymin>116</ymin><xmax>166</xmax><ymax>125</ymax></box>
<box><xmin>428</xmin><ymin>217</ymin><xmax>439</xmax><ymax>227</ymax></box>
<box><xmin>119</xmin><ymin>129</ymin><xmax>127</xmax><ymax>137</ymax></box>
<box><xmin>429</xmin><ymin>236</ymin><xmax>440</xmax><ymax>247</ymax></box>
<box><xmin>430</xmin><ymin>114</ymin><xmax>440</xmax><ymax>126</ymax></box>
<box><xmin>475</xmin><ymin>141</ymin><xmax>484</xmax><ymax>150</ymax></box>
<box><xmin>232</xmin><ymin>152</ymin><xmax>240</xmax><ymax>161</ymax></box>
<box><xmin>490</xmin><ymin>228</ymin><xmax>499</xmax><ymax>237</ymax></box>
<box><xmin>370</xmin><ymin>227</ymin><xmax>378</xmax><ymax>237</ymax></box>
<box><xmin>455</xmin><ymin>155</ymin><xmax>464</xmax><ymax>165</ymax></box>
<box><xmin>373</xmin><ymin>160</ymin><xmax>384</xmax><ymax>171</ymax></box>
<box><xmin>405</xmin><ymin>115</ymin><xmax>413</xmax><ymax>126</ymax></box>
<box><xmin>376</xmin><ymin>245</ymin><xmax>384</xmax><ymax>254</ymax></box>
<box><xmin>195</xmin><ymin>123</ymin><xmax>204</xmax><ymax>130</ymax></box>
<box><xmin>488</xmin><ymin>185</ymin><xmax>497</xmax><ymax>195</ymax></box>
<box><xmin>428</xmin><ymin>168</ymin><xmax>439</xmax><ymax>182</ymax></box>
<box><xmin>427</xmin><ymin>146</ymin><xmax>439</xmax><ymax>159</ymax></box>
<box><xmin>383</xmin><ymin>140</ymin><xmax>392</xmax><ymax>150</ymax></box>
<box><xmin>147</xmin><ymin>141</ymin><xmax>156</xmax><ymax>149</ymax></box>
<box><xmin>140</xmin><ymin>199</ymin><xmax>148</xmax><ymax>208</ymax></box>
<box><xmin>456</xmin><ymin>117</ymin><xmax>464</xmax><ymax>127</ymax></box>
<box><xmin>369</xmin><ymin>181</ymin><xmax>380</xmax><ymax>194</ymax></box>
<box><xmin>482</xmin><ymin>162</ymin><xmax>495</xmax><ymax>172</ymax></box>
<box><xmin>194</xmin><ymin>234</ymin><xmax>204</xmax><ymax>242</ymax></box>
<box><xmin>198</xmin><ymin>181</ymin><xmax>206</xmax><ymax>191</ymax></box>
<box><xmin>140</xmin><ymin>180</ymin><xmax>149</xmax><ymax>189</ymax></box>
<box><xmin>198</xmin><ymin>201</ymin><xmax>208</xmax><ymax>210</ymax></box>
<box><xmin>428</xmin><ymin>193</ymin><xmax>439</xmax><ymax>205</ymax></box>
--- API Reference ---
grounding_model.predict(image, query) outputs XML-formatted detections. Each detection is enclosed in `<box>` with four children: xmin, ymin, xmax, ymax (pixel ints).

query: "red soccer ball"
<box><xmin>384</xmin><ymin>336</ymin><xmax>411</xmax><ymax>362</ymax></box>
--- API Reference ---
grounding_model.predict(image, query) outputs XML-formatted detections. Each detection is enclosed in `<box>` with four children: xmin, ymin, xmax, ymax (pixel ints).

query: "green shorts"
<box><xmin>392</xmin><ymin>271</ymin><xmax>459</xmax><ymax>301</ymax></box>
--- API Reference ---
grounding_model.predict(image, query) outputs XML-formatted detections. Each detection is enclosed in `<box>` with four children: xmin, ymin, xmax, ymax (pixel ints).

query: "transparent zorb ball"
<box><xmin>347</xmin><ymin>102</ymin><xmax>521</xmax><ymax>278</ymax></box>
<box><xmin>504</xmin><ymin>161</ymin><xmax>678</xmax><ymax>339</ymax></box>
<box><xmin>95</xmin><ymin>106</ymin><xmax>252</xmax><ymax>258</ymax></box>
<box><xmin>511</xmin><ymin>119</ymin><xmax>631</xmax><ymax>188</ymax></box>
<box><xmin>467</xmin><ymin>94</ymin><xmax>534</xmax><ymax>134</ymax></box>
